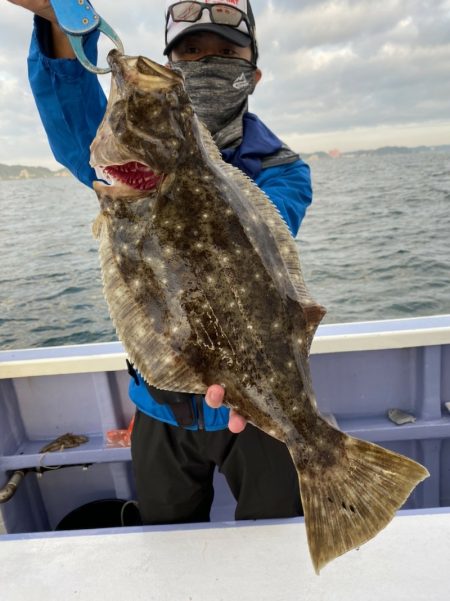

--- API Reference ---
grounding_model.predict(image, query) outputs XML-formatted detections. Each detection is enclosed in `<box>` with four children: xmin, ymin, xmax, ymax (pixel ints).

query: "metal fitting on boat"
<box><xmin>0</xmin><ymin>470</ymin><xmax>27</xmax><ymax>504</ymax></box>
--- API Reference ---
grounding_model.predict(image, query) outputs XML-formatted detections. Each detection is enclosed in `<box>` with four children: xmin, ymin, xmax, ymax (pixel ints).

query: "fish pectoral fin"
<box><xmin>293</xmin><ymin>433</ymin><xmax>429</xmax><ymax>574</ymax></box>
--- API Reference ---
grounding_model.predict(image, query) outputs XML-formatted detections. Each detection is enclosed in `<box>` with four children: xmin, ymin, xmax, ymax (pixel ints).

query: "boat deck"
<box><xmin>1</xmin><ymin>508</ymin><xmax>449</xmax><ymax>600</ymax></box>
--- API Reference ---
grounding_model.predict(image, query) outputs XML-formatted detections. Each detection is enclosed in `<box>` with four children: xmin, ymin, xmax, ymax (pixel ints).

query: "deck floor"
<box><xmin>1</xmin><ymin>510</ymin><xmax>449</xmax><ymax>600</ymax></box>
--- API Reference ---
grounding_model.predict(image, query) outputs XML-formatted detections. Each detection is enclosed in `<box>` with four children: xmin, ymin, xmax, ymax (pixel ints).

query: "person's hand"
<box><xmin>205</xmin><ymin>384</ymin><xmax>247</xmax><ymax>433</ymax></box>
<box><xmin>6</xmin><ymin>0</ymin><xmax>57</xmax><ymax>22</ymax></box>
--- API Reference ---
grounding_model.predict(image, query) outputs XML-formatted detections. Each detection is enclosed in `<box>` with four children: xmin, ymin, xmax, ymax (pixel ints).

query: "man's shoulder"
<box><xmin>243</xmin><ymin>113</ymin><xmax>300</xmax><ymax>168</ymax></box>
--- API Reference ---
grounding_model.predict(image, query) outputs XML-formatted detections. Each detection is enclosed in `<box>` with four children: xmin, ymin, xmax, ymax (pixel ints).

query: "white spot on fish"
<box><xmin>195</xmin><ymin>242</ymin><xmax>204</xmax><ymax>250</ymax></box>
<box><xmin>247</xmin><ymin>324</ymin><xmax>253</xmax><ymax>330</ymax></box>
<box><xmin>202</xmin><ymin>213</ymin><xmax>209</xmax><ymax>220</ymax></box>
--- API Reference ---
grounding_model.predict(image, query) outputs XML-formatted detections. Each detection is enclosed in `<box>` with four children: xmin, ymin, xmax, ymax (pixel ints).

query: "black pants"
<box><xmin>131</xmin><ymin>410</ymin><xmax>302</xmax><ymax>524</ymax></box>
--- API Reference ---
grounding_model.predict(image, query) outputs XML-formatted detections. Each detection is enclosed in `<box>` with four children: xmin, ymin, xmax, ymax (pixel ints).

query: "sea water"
<box><xmin>0</xmin><ymin>151</ymin><xmax>449</xmax><ymax>350</ymax></box>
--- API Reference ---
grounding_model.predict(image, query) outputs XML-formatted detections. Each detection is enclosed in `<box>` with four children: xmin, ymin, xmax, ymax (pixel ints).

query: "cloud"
<box><xmin>0</xmin><ymin>0</ymin><xmax>449</xmax><ymax>164</ymax></box>
<box><xmin>251</xmin><ymin>0</ymin><xmax>450</xmax><ymax>150</ymax></box>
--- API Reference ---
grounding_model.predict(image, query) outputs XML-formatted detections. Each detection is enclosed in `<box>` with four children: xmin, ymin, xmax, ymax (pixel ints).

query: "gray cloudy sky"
<box><xmin>1</xmin><ymin>0</ymin><xmax>449</xmax><ymax>167</ymax></box>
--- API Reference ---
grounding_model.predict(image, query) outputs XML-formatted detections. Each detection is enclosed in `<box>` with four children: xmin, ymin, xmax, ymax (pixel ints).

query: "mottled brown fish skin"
<box><xmin>90</xmin><ymin>50</ymin><xmax>429</xmax><ymax>573</ymax></box>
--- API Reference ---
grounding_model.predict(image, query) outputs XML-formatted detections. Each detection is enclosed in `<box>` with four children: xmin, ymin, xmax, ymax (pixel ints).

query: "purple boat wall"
<box><xmin>1</xmin><ymin>315</ymin><xmax>450</xmax><ymax>534</ymax></box>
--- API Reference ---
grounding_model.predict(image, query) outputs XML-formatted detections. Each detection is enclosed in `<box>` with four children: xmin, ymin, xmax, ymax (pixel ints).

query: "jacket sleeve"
<box><xmin>27</xmin><ymin>17</ymin><xmax>106</xmax><ymax>188</ymax></box>
<box><xmin>254</xmin><ymin>159</ymin><xmax>313</xmax><ymax>237</ymax></box>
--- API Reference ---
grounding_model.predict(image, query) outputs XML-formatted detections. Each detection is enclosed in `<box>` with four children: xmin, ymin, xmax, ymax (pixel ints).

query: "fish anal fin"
<box><xmin>290</xmin><ymin>431</ymin><xmax>429</xmax><ymax>573</ymax></box>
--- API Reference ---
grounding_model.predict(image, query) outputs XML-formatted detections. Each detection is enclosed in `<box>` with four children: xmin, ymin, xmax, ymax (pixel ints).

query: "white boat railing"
<box><xmin>0</xmin><ymin>315</ymin><xmax>449</xmax><ymax>379</ymax></box>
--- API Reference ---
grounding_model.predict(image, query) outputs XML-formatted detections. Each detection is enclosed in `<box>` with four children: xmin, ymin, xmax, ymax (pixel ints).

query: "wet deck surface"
<box><xmin>0</xmin><ymin>510</ymin><xmax>449</xmax><ymax>600</ymax></box>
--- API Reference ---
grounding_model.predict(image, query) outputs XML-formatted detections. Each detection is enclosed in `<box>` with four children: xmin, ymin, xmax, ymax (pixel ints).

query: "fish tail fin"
<box><xmin>292</xmin><ymin>431</ymin><xmax>429</xmax><ymax>574</ymax></box>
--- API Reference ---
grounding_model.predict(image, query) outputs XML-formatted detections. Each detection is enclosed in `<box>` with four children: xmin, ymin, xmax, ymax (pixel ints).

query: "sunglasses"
<box><xmin>168</xmin><ymin>2</ymin><xmax>251</xmax><ymax>30</ymax></box>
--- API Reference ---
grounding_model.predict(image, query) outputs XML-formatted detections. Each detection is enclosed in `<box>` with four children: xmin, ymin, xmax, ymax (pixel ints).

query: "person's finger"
<box><xmin>205</xmin><ymin>384</ymin><xmax>225</xmax><ymax>408</ymax></box>
<box><xmin>228</xmin><ymin>409</ymin><xmax>247</xmax><ymax>433</ymax></box>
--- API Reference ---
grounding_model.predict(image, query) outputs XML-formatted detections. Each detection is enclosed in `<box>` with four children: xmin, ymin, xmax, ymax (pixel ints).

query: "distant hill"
<box><xmin>301</xmin><ymin>144</ymin><xmax>450</xmax><ymax>161</ymax></box>
<box><xmin>1</xmin><ymin>144</ymin><xmax>449</xmax><ymax>177</ymax></box>
<box><xmin>0</xmin><ymin>163</ymin><xmax>69</xmax><ymax>180</ymax></box>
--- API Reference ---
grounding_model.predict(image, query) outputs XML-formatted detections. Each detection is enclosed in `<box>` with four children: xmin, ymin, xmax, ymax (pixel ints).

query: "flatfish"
<box><xmin>90</xmin><ymin>50</ymin><xmax>429</xmax><ymax>573</ymax></box>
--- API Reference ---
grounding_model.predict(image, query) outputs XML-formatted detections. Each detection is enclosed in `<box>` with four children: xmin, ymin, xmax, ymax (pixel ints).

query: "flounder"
<box><xmin>90</xmin><ymin>50</ymin><xmax>429</xmax><ymax>573</ymax></box>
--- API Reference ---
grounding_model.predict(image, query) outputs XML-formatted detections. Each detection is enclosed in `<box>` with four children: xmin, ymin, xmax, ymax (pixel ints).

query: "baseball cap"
<box><xmin>164</xmin><ymin>1</ymin><xmax>258</xmax><ymax>61</ymax></box>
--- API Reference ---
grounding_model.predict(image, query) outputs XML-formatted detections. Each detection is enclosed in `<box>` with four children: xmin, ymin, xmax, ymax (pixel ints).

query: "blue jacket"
<box><xmin>27</xmin><ymin>19</ymin><xmax>313</xmax><ymax>430</ymax></box>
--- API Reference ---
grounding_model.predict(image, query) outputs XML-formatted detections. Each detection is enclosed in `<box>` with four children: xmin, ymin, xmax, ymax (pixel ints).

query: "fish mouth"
<box><xmin>96</xmin><ymin>161</ymin><xmax>164</xmax><ymax>192</ymax></box>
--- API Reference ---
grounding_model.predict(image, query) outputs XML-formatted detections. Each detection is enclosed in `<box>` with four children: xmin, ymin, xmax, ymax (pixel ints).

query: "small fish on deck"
<box><xmin>89</xmin><ymin>50</ymin><xmax>429</xmax><ymax>573</ymax></box>
<box><xmin>39</xmin><ymin>433</ymin><xmax>89</xmax><ymax>454</ymax></box>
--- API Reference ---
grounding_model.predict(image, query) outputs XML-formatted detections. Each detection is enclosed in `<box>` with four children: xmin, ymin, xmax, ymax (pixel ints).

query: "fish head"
<box><xmin>91</xmin><ymin>50</ymin><xmax>194</xmax><ymax>198</ymax></box>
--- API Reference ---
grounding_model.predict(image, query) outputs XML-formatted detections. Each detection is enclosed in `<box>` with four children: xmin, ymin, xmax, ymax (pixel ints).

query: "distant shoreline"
<box><xmin>0</xmin><ymin>164</ymin><xmax>70</xmax><ymax>181</ymax></box>
<box><xmin>1</xmin><ymin>144</ymin><xmax>449</xmax><ymax>180</ymax></box>
<box><xmin>301</xmin><ymin>144</ymin><xmax>450</xmax><ymax>162</ymax></box>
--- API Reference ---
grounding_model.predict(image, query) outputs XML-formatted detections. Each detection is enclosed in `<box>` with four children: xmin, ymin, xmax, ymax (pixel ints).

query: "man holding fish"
<box><xmin>9</xmin><ymin>0</ymin><xmax>313</xmax><ymax>525</ymax></box>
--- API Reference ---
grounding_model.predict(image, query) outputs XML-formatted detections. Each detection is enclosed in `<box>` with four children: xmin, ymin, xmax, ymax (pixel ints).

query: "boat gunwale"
<box><xmin>1</xmin><ymin>315</ymin><xmax>449</xmax><ymax>379</ymax></box>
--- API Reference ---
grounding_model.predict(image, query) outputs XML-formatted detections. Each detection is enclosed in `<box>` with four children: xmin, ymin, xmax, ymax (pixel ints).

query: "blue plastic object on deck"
<box><xmin>49</xmin><ymin>0</ymin><xmax>124</xmax><ymax>73</ymax></box>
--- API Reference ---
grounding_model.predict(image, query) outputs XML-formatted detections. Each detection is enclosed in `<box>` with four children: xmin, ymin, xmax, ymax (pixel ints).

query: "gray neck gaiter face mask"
<box><xmin>170</xmin><ymin>56</ymin><xmax>257</xmax><ymax>150</ymax></box>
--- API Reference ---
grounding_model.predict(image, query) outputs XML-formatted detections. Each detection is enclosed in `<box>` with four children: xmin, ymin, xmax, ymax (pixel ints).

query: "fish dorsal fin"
<box><xmin>197</xmin><ymin>120</ymin><xmax>326</xmax><ymax>339</ymax></box>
